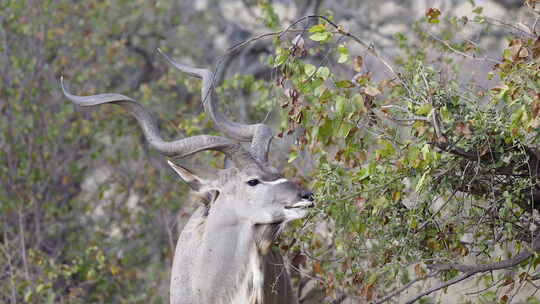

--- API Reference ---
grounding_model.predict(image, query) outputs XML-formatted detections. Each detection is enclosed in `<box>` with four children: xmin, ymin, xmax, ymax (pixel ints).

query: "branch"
<box><xmin>224</xmin><ymin>15</ymin><xmax>401</xmax><ymax>84</ymax></box>
<box><xmin>430</xmin><ymin>236</ymin><xmax>540</xmax><ymax>273</ymax></box>
<box><xmin>432</xmin><ymin>140</ymin><xmax>479</xmax><ymax>160</ymax></box>
<box><xmin>426</xmin><ymin>31</ymin><xmax>501</xmax><ymax>64</ymax></box>
<box><xmin>404</xmin><ymin>272</ymin><xmax>475</xmax><ymax>304</ymax></box>
<box><xmin>372</xmin><ymin>271</ymin><xmax>440</xmax><ymax>304</ymax></box>
<box><xmin>405</xmin><ymin>236</ymin><xmax>540</xmax><ymax>303</ymax></box>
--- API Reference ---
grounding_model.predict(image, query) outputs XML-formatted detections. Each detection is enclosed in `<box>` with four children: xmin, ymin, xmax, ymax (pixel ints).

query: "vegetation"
<box><xmin>2</xmin><ymin>0</ymin><xmax>540</xmax><ymax>303</ymax></box>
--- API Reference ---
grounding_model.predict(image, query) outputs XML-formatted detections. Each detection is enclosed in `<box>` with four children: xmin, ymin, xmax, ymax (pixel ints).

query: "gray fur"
<box><xmin>169</xmin><ymin>163</ymin><xmax>312</xmax><ymax>304</ymax></box>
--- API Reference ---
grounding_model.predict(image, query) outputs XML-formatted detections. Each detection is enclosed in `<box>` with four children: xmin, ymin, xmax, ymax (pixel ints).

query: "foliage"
<box><xmin>271</xmin><ymin>4</ymin><xmax>540</xmax><ymax>303</ymax></box>
<box><xmin>0</xmin><ymin>1</ymin><xmax>200</xmax><ymax>302</ymax></box>
<box><xmin>2</xmin><ymin>0</ymin><xmax>540</xmax><ymax>303</ymax></box>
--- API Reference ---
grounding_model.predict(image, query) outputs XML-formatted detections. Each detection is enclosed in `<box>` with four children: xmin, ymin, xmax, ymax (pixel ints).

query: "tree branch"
<box><xmin>404</xmin><ymin>272</ymin><xmax>475</xmax><ymax>304</ymax></box>
<box><xmin>405</xmin><ymin>236</ymin><xmax>540</xmax><ymax>303</ymax></box>
<box><xmin>372</xmin><ymin>271</ymin><xmax>440</xmax><ymax>304</ymax></box>
<box><xmin>430</xmin><ymin>236</ymin><xmax>540</xmax><ymax>273</ymax></box>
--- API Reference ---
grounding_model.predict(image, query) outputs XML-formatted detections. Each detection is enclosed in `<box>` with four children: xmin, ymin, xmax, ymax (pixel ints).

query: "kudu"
<box><xmin>62</xmin><ymin>49</ymin><xmax>314</xmax><ymax>304</ymax></box>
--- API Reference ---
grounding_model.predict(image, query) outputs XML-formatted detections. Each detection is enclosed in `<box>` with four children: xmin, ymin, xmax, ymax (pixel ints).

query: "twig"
<box><xmin>1</xmin><ymin>228</ymin><xmax>17</xmax><ymax>304</ymax></box>
<box><xmin>484</xmin><ymin>16</ymin><xmax>536</xmax><ymax>38</ymax></box>
<box><xmin>430</xmin><ymin>236</ymin><xmax>540</xmax><ymax>273</ymax></box>
<box><xmin>426</xmin><ymin>31</ymin><xmax>501</xmax><ymax>64</ymax></box>
<box><xmin>404</xmin><ymin>271</ymin><xmax>475</xmax><ymax>304</ymax></box>
<box><xmin>18</xmin><ymin>208</ymin><xmax>29</xmax><ymax>280</ymax></box>
<box><xmin>227</xmin><ymin>31</ymin><xmax>282</xmax><ymax>55</ymax></box>
<box><xmin>464</xmin><ymin>277</ymin><xmax>504</xmax><ymax>296</ymax></box>
<box><xmin>372</xmin><ymin>271</ymin><xmax>440</xmax><ymax>304</ymax></box>
<box><xmin>405</xmin><ymin>236</ymin><xmax>540</xmax><ymax>302</ymax></box>
<box><xmin>227</xmin><ymin>15</ymin><xmax>401</xmax><ymax>82</ymax></box>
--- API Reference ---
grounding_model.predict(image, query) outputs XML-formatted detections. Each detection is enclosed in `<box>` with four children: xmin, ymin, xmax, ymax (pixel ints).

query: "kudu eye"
<box><xmin>246</xmin><ymin>179</ymin><xmax>260</xmax><ymax>187</ymax></box>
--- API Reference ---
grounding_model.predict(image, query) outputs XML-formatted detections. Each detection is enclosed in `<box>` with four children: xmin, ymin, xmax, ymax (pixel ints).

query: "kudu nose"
<box><xmin>301</xmin><ymin>191</ymin><xmax>315</xmax><ymax>202</ymax></box>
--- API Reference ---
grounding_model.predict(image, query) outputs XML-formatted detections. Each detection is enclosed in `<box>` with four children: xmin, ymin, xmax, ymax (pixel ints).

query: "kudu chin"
<box><xmin>62</xmin><ymin>49</ymin><xmax>314</xmax><ymax>304</ymax></box>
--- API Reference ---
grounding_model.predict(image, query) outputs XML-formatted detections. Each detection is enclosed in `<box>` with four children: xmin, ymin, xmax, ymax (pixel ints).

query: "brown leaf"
<box><xmin>425</xmin><ymin>8</ymin><xmax>441</xmax><ymax>22</ymax></box>
<box><xmin>414</xmin><ymin>264</ymin><xmax>425</xmax><ymax>277</ymax></box>
<box><xmin>510</xmin><ymin>44</ymin><xmax>522</xmax><ymax>57</ymax></box>
<box><xmin>364</xmin><ymin>86</ymin><xmax>381</xmax><ymax>97</ymax></box>
<box><xmin>464</xmin><ymin>42</ymin><xmax>476</xmax><ymax>52</ymax></box>
<box><xmin>501</xmin><ymin>277</ymin><xmax>514</xmax><ymax>286</ymax></box>
<box><xmin>532</xmin><ymin>100</ymin><xmax>540</xmax><ymax>117</ymax></box>
<box><xmin>312</xmin><ymin>261</ymin><xmax>323</xmax><ymax>275</ymax></box>
<box><xmin>353</xmin><ymin>72</ymin><xmax>371</xmax><ymax>85</ymax></box>
<box><xmin>455</xmin><ymin>122</ymin><xmax>472</xmax><ymax>138</ymax></box>
<box><xmin>353</xmin><ymin>56</ymin><xmax>363</xmax><ymax>72</ymax></box>
<box><xmin>490</xmin><ymin>85</ymin><xmax>506</xmax><ymax>93</ymax></box>
<box><xmin>335</xmin><ymin>149</ymin><xmax>344</xmax><ymax>161</ymax></box>
<box><xmin>292</xmin><ymin>253</ymin><xmax>307</xmax><ymax>267</ymax></box>
<box><xmin>292</xmin><ymin>34</ymin><xmax>304</xmax><ymax>49</ymax></box>
<box><xmin>379</xmin><ymin>79</ymin><xmax>392</xmax><ymax>88</ymax></box>
<box><xmin>526</xmin><ymin>0</ymin><xmax>540</xmax><ymax>9</ymax></box>
<box><xmin>459</xmin><ymin>244</ymin><xmax>469</xmax><ymax>256</ymax></box>
<box><xmin>392</xmin><ymin>191</ymin><xmax>401</xmax><ymax>202</ymax></box>
<box><xmin>353</xmin><ymin>272</ymin><xmax>363</xmax><ymax>285</ymax></box>
<box><xmin>361</xmin><ymin>283</ymin><xmax>376</xmax><ymax>300</ymax></box>
<box><xmin>68</xmin><ymin>287</ymin><xmax>84</xmax><ymax>299</ymax></box>
<box><xmin>509</xmin><ymin>39</ymin><xmax>523</xmax><ymax>47</ymax></box>
<box><xmin>518</xmin><ymin>47</ymin><xmax>529</xmax><ymax>58</ymax></box>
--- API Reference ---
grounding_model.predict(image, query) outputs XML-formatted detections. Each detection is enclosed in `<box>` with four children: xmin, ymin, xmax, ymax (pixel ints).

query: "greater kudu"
<box><xmin>62</xmin><ymin>49</ymin><xmax>314</xmax><ymax>304</ymax></box>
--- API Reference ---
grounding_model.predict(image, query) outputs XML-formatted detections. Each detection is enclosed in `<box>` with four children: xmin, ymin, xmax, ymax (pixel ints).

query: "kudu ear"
<box><xmin>167</xmin><ymin>160</ymin><xmax>205</xmax><ymax>191</ymax></box>
<box><xmin>167</xmin><ymin>160</ymin><xmax>220</xmax><ymax>206</ymax></box>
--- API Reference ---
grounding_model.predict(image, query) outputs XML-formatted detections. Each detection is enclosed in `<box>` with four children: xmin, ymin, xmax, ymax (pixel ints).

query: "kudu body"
<box><xmin>62</xmin><ymin>49</ymin><xmax>314</xmax><ymax>304</ymax></box>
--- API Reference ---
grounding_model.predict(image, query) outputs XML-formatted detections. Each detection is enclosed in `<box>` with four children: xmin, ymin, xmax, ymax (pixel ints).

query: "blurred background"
<box><xmin>1</xmin><ymin>0</ymin><xmax>537</xmax><ymax>303</ymax></box>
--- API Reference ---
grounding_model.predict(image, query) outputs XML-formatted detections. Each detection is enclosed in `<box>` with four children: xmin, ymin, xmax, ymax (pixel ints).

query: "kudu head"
<box><xmin>61</xmin><ymin>50</ymin><xmax>314</xmax><ymax>252</ymax></box>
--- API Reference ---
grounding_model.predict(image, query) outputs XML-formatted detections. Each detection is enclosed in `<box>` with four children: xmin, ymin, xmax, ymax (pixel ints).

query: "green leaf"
<box><xmin>335</xmin><ymin>80</ymin><xmax>355</xmax><ymax>88</ymax></box>
<box><xmin>503</xmin><ymin>48</ymin><xmax>513</xmax><ymax>60</ymax></box>
<box><xmin>338</xmin><ymin>45</ymin><xmax>349</xmax><ymax>63</ymax></box>
<box><xmin>310</xmin><ymin>32</ymin><xmax>330</xmax><ymax>42</ymax></box>
<box><xmin>415</xmin><ymin>170</ymin><xmax>429</xmax><ymax>193</ymax></box>
<box><xmin>376</xmin><ymin>139</ymin><xmax>396</xmax><ymax>158</ymax></box>
<box><xmin>304</xmin><ymin>63</ymin><xmax>316</xmax><ymax>76</ymax></box>
<box><xmin>416</xmin><ymin>104</ymin><xmax>433</xmax><ymax>116</ymax></box>
<box><xmin>318</xmin><ymin>119</ymin><xmax>334</xmax><ymax>140</ymax></box>
<box><xmin>338</xmin><ymin>52</ymin><xmax>349</xmax><ymax>64</ymax></box>
<box><xmin>337</xmin><ymin>122</ymin><xmax>354</xmax><ymax>138</ymax></box>
<box><xmin>335</xmin><ymin>95</ymin><xmax>347</xmax><ymax>117</ymax></box>
<box><xmin>317</xmin><ymin>66</ymin><xmax>330</xmax><ymax>79</ymax></box>
<box><xmin>274</xmin><ymin>54</ymin><xmax>288</xmax><ymax>67</ymax></box>
<box><xmin>472</xmin><ymin>6</ymin><xmax>483</xmax><ymax>14</ymax></box>
<box><xmin>357</xmin><ymin>168</ymin><xmax>370</xmax><ymax>181</ymax></box>
<box><xmin>319</xmin><ymin>88</ymin><xmax>333</xmax><ymax>102</ymax></box>
<box><xmin>421</xmin><ymin>144</ymin><xmax>431</xmax><ymax>161</ymax></box>
<box><xmin>308</xmin><ymin>24</ymin><xmax>326</xmax><ymax>33</ymax></box>
<box><xmin>288</xmin><ymin>151</ymin><xmax>299</xmax><ymax>163</ymax></box>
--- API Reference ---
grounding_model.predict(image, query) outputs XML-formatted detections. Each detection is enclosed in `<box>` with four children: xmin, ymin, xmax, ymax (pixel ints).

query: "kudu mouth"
<box><xmin>284</xmin><ymin>200</ymin><xmax>315</xmax><ymax>209</ymax></box>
